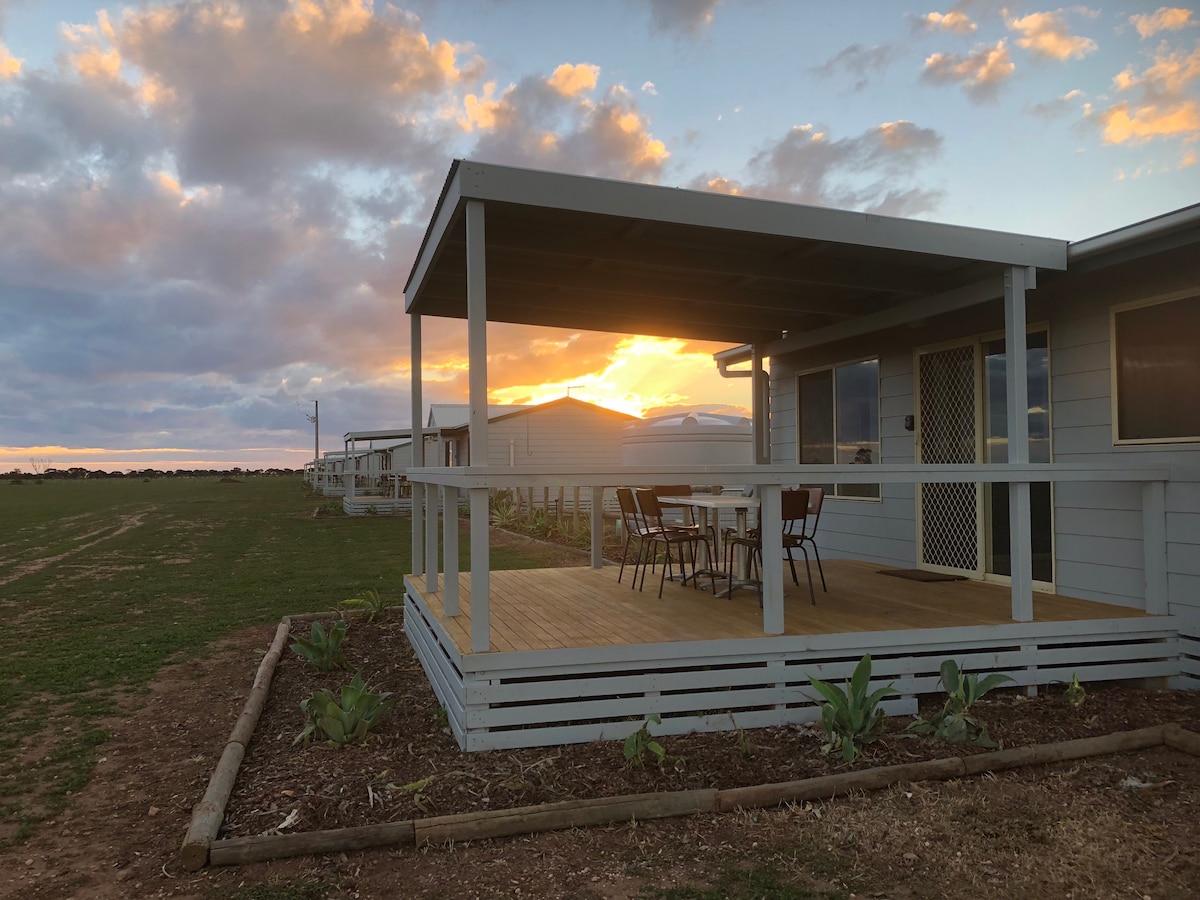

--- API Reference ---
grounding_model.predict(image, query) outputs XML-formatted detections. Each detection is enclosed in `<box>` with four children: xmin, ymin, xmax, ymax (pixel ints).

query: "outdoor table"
<box><xmin>656</xmin><ymin>495</ymin><xmax>760</xmax><ymax>597</ymax></box>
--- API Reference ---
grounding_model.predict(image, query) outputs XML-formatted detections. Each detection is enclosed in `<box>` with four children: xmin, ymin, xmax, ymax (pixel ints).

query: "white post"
<box><xmin>425</xmin><ymin>481</ymin><xmax>440</xmax><ymax>594</ymax></box>
<box><xmin>442</xmin><ymin>484</ymin><xmax>459</xmax><ymax>615</ymax></box>
<box><xmin>590</xmin><ymin>486</ymin><xmax>605</xmax><ymax>569</ymax></box>
<box><xmin>1142</xmin><ymin>481</ymin><xmax>1168</xmax><ymax>615</ymax></box>
<box><xmin>409</xmin><ymin>312</ymin><xmax>424</xmax><ymax>578</ymax></box>
<box><xmin>470</xmin><ymin>486</ymin><xmax>491</xmax><ymax>652</ymax></box>
<box><xmin>759</xmin><ymin>483</ymin><xmax>784</xmax><ymax>635</ymax></box>
<box><xmin>1005</xmin><ymin>266</ymin><xmax>1033</xmax><ymax>623</ymax></box>
<box><xmin>751</xmin><ymin>345</ymin><xmax>770</xmax><ymax>465</ymax></box>
<box><xmin>345</xmin><ymin>437</ymin><xmax>355</xmax><ymax>510</ymax></box>
<box><xmin>466</xmin><ymin>199</ymin><xmax>491</xmax><ymax>649</ymax></box>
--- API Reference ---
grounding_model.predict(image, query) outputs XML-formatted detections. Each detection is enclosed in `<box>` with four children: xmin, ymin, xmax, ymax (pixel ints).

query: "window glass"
<box><xmin>798</xmin><ymin>360</ymin><xmax>879</xmax><ymax>499</ymax></box>
<box><xmin>1115</xmin><ymin>296</ymin><xmax>1200</xmax><ymax>441</ymax></box>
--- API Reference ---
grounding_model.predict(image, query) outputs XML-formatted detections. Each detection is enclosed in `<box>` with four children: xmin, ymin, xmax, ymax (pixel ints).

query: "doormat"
<box><xmin>877</xmin><ymin>568</ymin><xmax>967</xmax><ymax>582</ymax></box>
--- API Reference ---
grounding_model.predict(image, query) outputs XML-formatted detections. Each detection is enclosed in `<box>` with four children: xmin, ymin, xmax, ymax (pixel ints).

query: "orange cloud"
<box><xmin>1097</xmin><ymin>99</ymin><xmax>1200</xmax><ymax>143</ymax></box>
<box><xmin>460</xmin><ymin>81</ymin><xmax>502</xmax><ymax>130</ymax></box>
<box><xmin>919</xmin><ymin>11</ymin><xmax>976</xmax><ymax>34</ymax></box>
<box><xmin>1007</xmin><ymin>11</ymin><xmax>1097</xmax><ymax>62</ymax></box>
<box><xmin>922</xmin><ymin>40</ymin><xmax>1015</xmax><ymax>102</ymax></box>
<box><xmin>1130</xmin><ymin>8</ymin><xmax>1195</xmax><ymax>39</ymax></box>
<box><xmin>1095</xmin><ymin>43</ymin><xmax>1200</xmax><ymax>145</ymax></box>
<box><xmin>0</xmin><ymin>41</ymin><xmax>21</xmax><ymax>79</ymax></box>
<box><xmin>548</xmin><ymin>62</ymin><xmax>600</xmax><ymax>97</ymax></box>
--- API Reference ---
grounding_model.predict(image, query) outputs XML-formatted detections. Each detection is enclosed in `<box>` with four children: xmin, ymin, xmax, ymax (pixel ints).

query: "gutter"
<box><xmin>1069</xmin><ymin>202</ymin><xmax>1200</xmax><ymax>262</ymax></box>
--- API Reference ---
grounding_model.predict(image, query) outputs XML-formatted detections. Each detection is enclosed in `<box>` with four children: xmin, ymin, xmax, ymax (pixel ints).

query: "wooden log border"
<box><xmin>183</xmin><ymin>617</ymin><xmax>1200</xmax><ymax>870</ymax></box>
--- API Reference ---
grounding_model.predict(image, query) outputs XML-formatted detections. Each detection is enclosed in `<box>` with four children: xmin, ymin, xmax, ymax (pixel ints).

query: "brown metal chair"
<box><xmin>783</xmin><ymin>487</ymin><xmax>827</xmax><ymax>593</ymax></box>
<box><xmin>616</xmin><ymin>487</ymin><xmax>657</xmax><ymax>587</ymax></box>
<box><xmin>725</xmin><ymin>489</ymin><xmax>817</xmax><ymax>604</ymax></box>
<box><xmin>635</xmin><ymin>488</ymin><xmax>716</xmax><ymax>598</ymax></box>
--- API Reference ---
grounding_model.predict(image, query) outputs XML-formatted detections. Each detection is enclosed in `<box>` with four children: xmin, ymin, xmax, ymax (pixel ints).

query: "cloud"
<box><xmin>1007</xmin><ymin>10</ymin><xmax>1098</xmax><ymax>62</ymax></box>
<box><xmin>914</xmin><ymin>10</ymin><xmax>977</xmax><ymax>34</ymax></box>
<box><xmin>921</xmin><ymin>40</ymin><xmax>1015</xmax><ymax>102</ymax></box>
<box><xmin>646</xmin><ymin>0</ymin><xmax>720</xmax><ymax>38</ymax></box>
<box><xmin>0</xmin><ymin>39</ymin><xmax>19</xmax><ymax>78</ymax></box>
<box><xmin>1089</xmin><ymin>43</ymin><xmax>1200</xmax><ymax>145</ymax></box>
<box><xmin>692</xmin><ymin>120</ymin><xmax>944</xmax><ymax>218</ymax></box>
<box><xmin>1028</xmin><ymin>88</ymin><xmax>1084</xmax><ymax>119</ymax></box>
<box><xmin>641</xmin><ymin>80</ymin><xmax>658</xmax><ymax>95</ymax></box>
<box><xmin>547</xmin><ymin>62</ymin><xmax>600</xmax><ymax>96</ymax></box>
<box><xmin>465</xmin><ymin>77</ymin><xmax>669</xmax><ymax>181</ymax></box>
<box><xmin>812</xmin><ymin>43</ymin><xmax>902</xmax><ymax>92</ymax></box>
<box><xmin>1129</xmin><ymin>8</ymin><xmax>1195</xmax><ymax>39</ymax></box>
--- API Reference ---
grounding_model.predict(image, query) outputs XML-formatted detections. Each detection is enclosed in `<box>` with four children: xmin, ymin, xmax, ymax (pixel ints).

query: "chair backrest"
<box><xmin>635</xmin><ymin>487</ymin><xmax>665</xmax><ymax>525</ymax></box>
<box><xmin>781</xmin><ymin>488</ymin><xmax>810</xmax><ymax>535</ymax></box>
<box><xmin>652</xmin><ymin>484</ymin><xmax>693</xmax><ymax>525</ymax></box>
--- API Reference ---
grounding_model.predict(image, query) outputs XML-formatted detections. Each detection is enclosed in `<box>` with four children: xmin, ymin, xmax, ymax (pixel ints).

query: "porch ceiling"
<box><xmin>405</xmin><ymin>160</ymin><xmax>1069</xmax><ymax>346</ymax></box>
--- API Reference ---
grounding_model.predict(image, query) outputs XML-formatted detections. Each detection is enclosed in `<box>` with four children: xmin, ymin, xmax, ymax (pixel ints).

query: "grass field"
<box><xmin>0</xmin><ymin>475</ymin><xmax>545</xmax><ymax>844</ymax></box>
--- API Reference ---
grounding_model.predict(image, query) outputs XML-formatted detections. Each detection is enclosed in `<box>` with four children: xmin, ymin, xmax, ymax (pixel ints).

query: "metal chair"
<box><xmin>725</xmin><ymin>488</ymin><xmax>817</xmax><ymax>605</ymax></box>
<box><xmin>784</xmin><ymin>487</ymin><xmax>827</xmax><ymax>594</ymax></box>
<box><xmin>635</xmin><ymin>488</ymin><xmax>716</xmax><ymax>598</ymax></box>
<box><xmin>616</xmin><ymin>487</ymin><xmax>657</xmax><ymax>587</ymax></box>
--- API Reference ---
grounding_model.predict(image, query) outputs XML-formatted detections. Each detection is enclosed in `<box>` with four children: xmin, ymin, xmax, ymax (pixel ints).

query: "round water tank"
<box><xmin>621</xmin><ymin>412</ymin><xmax>752</xmax><ymax>467</ymax></box>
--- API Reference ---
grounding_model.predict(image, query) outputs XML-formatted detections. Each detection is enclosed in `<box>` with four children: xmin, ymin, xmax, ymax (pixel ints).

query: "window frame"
<box><xmin>795</xmin><ymin>355</ymin><xmax>882</xmax><ymax>502</ymax></box>
<box><xmin>1110</xmin><ymin>289</ymin><xmax>1200</xmax><ymax>446</ymax></box>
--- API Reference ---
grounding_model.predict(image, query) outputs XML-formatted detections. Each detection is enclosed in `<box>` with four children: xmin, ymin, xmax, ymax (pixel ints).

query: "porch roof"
<box><xmin>404</xmin><ymin>159</ymin><xmax>1068</xmax><ymax>346</ymax></box>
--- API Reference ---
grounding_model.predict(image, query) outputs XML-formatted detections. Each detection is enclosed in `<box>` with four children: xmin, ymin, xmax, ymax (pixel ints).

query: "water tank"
<box><xmin>621</xmin><ymin>412</ymin><xmax>752</xmax><ymax>466</ymax></box>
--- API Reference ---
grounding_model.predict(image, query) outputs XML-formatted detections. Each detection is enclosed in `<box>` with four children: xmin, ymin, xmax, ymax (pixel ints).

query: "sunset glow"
<box><xmin>486</xmin><ymin>335</ymin><xmax>751</xmax><ymax>419</ymax></box>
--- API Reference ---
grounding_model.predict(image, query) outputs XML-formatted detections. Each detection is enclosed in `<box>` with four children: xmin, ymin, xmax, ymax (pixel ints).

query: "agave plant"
<box><xmin>908</xmin><ymin>659</ymin><xmax>1013</xmax><ymax>747</ymax></box>
<box><xmin>289</xmin><ymin>620</ymin><xmax>348</xmax><ymax>671</ymax></box>
<box><xmin>807</xmin><ymin>654</ymin><xmax>898</xmax><ymax>763</ymax></box>
<box><xmin>295</xmin><ymin>673</ymin><xmax>396</xmax><ymax>747</ymax></box>
<box><xmin>338</xmin><ymin>589</ymin><xmax>392</xmax><ymax>623</ymax></box>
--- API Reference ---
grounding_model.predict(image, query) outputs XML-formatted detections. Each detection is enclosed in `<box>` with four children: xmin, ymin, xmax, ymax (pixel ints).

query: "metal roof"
<box><xmin>405</xmin><ymin>160</ymin><xmax>1069</xmax><ymax>346</ymax></box>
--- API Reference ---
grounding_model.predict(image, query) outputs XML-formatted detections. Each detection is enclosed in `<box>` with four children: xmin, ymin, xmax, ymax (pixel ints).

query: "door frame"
<box><xmin>914</xmin><ymin>325</ymin><xmax>1056</xmax><ymax>590</ymax></box>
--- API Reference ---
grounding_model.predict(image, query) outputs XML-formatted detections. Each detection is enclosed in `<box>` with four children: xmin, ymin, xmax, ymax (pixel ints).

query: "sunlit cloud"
<box><xmin>0</xmin><ymin>41</ymin><xmax>21</xmax><ymax>79</ymax></box>
<box><xmin>922</xmin><ymin>40</ymin><xmax>1015</xmax><ymax>103</ymax></box>
<box><xmin>916</xmin><ymin>11</ymin><xmax>977</xmax><ymax>35</ymax></box>
<box><xmin>1007</xmin><ymin>10</ymin><xmax>1098</xmax><ymax>62</ymax></box>
<box><xmin>1089</xmin><ymin>43</ymin><xmax>1200</xmax><ymax>146</ymax></box>
<box><xmin>1129</xmin><ymin>8</ymin><xmax>1195</xmax><ymax>40</ymax></box>
<box><xmin>547</xmin><ymin>62</ymin><xmax>600</xmax><ymax>97</ymax></box>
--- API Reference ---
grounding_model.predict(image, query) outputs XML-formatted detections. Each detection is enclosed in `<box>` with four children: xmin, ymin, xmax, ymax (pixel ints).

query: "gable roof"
<box><xmin>405</xmin><ymin>159</ymin><xmax>1068</xmax><ymax>347</ymax></box>
<box><xmin>426</xmin><ymin>403</ymin><xmax>530</xmax><ymax>429</ymax></box>
<box><xmin>433</xmin><ymin>397</ymin><xmax>637</xmax><ymax>434</ymax></box>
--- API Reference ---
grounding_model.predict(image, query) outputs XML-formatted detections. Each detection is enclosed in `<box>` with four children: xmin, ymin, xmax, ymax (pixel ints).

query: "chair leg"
<box><xmin>785</xmin><ymin>545</ymin><xmax>799</xmax><ymax>586</ymax></box>
<box><xmin>618</xmin><ymin>533</ymin><xmax>632</xmax><ymax>583</ymax></box>
<box><xmin>811</xmin><ymin>541</ymin><xmax>827</xmax><ymax>592</ymax></box>
<box><xmin>798</xmin><ymin>545</ymin><xmax>817</xmax><ymax>605</ymax></box>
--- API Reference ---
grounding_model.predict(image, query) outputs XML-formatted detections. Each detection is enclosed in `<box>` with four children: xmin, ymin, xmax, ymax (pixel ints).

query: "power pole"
<box><xmin>302</xmin><ymin>401</ymin><xmax>319</xmax><ymax>487</ymax></box>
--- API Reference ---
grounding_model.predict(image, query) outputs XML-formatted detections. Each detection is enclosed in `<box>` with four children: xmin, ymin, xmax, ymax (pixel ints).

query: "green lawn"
<box><xmin>0</xmin><ymin>475</ymin><xmax>546</xmax><ymax>843</ymax></box>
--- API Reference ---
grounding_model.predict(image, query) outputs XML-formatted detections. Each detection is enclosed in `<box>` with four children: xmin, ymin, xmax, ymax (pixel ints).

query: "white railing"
<box><xmin>405</xmin><ymin>463</ymin><xmax>1171</xmax><ymax>652</ymax></box>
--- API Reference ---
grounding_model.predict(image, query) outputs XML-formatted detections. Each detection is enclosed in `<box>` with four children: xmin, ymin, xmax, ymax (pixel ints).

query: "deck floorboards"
<box><xmin>412</xmin><ymin>559</ymin><xmax>1147</xmax><ymax>656</ymax></box>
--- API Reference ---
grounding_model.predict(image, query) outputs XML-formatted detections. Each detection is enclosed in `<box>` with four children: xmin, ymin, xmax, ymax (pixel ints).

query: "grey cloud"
<box><xmin>646</xmin><ymin>0</ymin><xmax>721</xmax><ymax>37</ymax></box>
<box><xmin>812</xmin><ymin>43</ymin><xmax>902</xmax><ymax>92</ymax></box>
<box><xmin>725</xmin><ymin>121</ymin><xmax>944</xmax><ymax>216</ymax></box>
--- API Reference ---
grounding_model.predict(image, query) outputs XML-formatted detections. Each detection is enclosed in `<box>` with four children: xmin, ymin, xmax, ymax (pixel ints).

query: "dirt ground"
<box><xmin>5</xmin><ymin>529</ymin><xmax>1200</xmax><ymax>900</ymax></box>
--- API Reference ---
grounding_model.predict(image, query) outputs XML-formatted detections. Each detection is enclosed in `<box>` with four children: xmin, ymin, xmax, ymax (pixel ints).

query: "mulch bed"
<box><xmin>221</xmin><ymin>613</ymin><xmax>1200</xmax><ymax>841</ymax></box>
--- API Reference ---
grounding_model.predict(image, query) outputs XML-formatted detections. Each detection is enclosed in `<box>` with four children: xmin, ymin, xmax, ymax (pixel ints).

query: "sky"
<box><xmin>1</xmin><ymin>0</ymin><xmax>1197</xmax><ymax>473</ymax></box>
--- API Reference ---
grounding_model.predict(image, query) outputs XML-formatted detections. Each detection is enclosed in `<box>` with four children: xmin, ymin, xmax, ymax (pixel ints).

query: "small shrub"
<box><xmin>1064</xmin><ymin>672</ymin><xmax>1087</xmax><ymax>708</ymax></box>
<box><xmin>624</xmin><ymin>714</ymin><xmax>666</xmax><ymax>769</ymax></box>
<box><xmin>289</xmin><ymin>621</ymin><xmax>348</xmax><ymax>671</ymax></box>
<box><xmin>807</xmin><ymin>654</ymin><xmax>897</xmax><ymax>763</ymax></box>
<box><xmin>338</xmin><ymin>589</ymin><xmax>392</xmax><ymax>623</ymax></box>
<box><xmin>295</xmin><ymin>673</ymin><xmax>396</xmax><ymax>747</ymax></box>
<box><xmin>908</xmin><ymin>659</ymin><xmax>1013</xmax><ymax>748</ymax></box>
<box><xmin>489</xmin><ymin>492</ymin><xmax>519</xmax><ymax>528</ymax></box>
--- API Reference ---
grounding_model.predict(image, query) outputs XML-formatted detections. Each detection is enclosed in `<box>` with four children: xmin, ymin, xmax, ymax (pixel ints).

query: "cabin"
<box><xmin>340</xmin><ymin>430</ymin><xmax>415</xmax><ymax>515</ymax></box>
<box><xmin>402</xmin><ymin>159</ymin><xmax>1199</xmax><ymax>751</ymax></box>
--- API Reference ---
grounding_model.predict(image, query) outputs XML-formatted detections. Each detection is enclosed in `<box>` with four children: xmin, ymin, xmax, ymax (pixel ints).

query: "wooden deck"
<box><xmin>414</xmin><ymin>559</ymin><xmax>1146</xmax><ymax>656</ymax></box>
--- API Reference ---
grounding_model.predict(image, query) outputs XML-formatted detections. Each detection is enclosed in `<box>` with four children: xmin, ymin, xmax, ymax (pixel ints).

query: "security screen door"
<box><xmin>917</xmin><ymin>333</ymin><xmax>1054</xmax><ymax>583</ymax></box>
<box><xmin>917</xmin><ymin>343</ymin><xmax>981</xmax><ymax>573</ymax></box>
